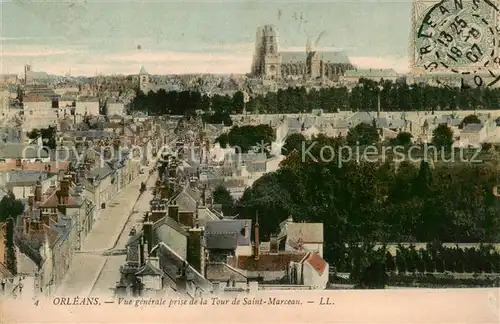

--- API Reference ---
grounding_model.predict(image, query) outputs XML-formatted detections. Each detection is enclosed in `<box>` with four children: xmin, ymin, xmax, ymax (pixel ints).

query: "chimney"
<box><xmin>254</xmin><ymin>212</ymin><xmax>260</xmax><ymax>260</ymax></box>
<box><xmin>202</xmin><ymin>185</ymin><xmax>207</xmax><ymax>206</ymax></box>
<box><xmin>270</xmin><ymin>233</ymin><xmax>278</xmax><ymax>253</ymax></box>
<box><xmin>244</xmin><ymin>221</ymin><xmax>250</xmax><ymax>239</ymax></box>
<box><xmin>139</xmin><ymin>236</ymin><xmax>145</xmax><ymax>267</ymax></box>
<box><xmin>150</xmin><ymin>209</ymin><xmax>166</xmax><ymax>223</ymax></box>
<box><xmin>60</xmin><ymin>179</ymin><xmax>70</xmax><ymax>199</ymax></box>
<box><xmin>187</xmin><ymin>227</ymin><xmax>203</xmax><ymax>273</ymax></box>
<box><xmin>143</xmin><ymin>221</ymin><xmax>154</xmax><ymax>255</ymax></box>
<box><xmin>179</xmin><ymin>211</ymin><xmax>195</xmax><ymax>228</ymax></box>
<box><xmin>70</xmin><ymin>172</ymin><xmax>76</xmax><ymax>184</ymax></box>
<box><xmin>34</xmin><ymin>181</ymin><xmax>42</xmax><ymax>203</ymax></box>
<box><xmin>168</xmin><ymin>205</ymin><xmax>179</xmax><ymax>222</ymax></box>
<box><xmin>41</xmin><ymin>213</ymin><xmax>50</xmax><ymax>226</ymax></box>
<box><xmin>78</xmin><ymin>168</ymin><xmax>86</xmax><ymax>180</ymax></box>
<box><xmin>176</xmin><ymin>261</ymin><xmax>188</xmax><ymax>292</ymax></box>
<box><xmin>28</xmin><ymin>195</ymin><xmax>34</xmax><ymax>211</ymax></box>
<box><xmin>212</xmin><ymin>281</ymin><xmax>220</xmax><ymax>295</ymax></box>
<box><xmin>24</xmin><ymin>215</ymin><xmax>30</xmax><ymax>235</ymax></box>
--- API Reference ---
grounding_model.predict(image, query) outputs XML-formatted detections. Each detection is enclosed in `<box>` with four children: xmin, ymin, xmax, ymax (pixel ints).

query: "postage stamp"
<box><xmin>412</xmin><ymin>0</ymin><xmax>500</xmax><ymax>86</ymax></box>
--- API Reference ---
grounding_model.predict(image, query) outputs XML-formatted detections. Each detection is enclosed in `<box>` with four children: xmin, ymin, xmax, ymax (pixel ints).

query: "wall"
<box><xmin>23</xmin><ymin>101</ymin><xmax>57</xmax><ymax>132</ymax></box>
<box><xmin>11</xmin><ymin>175</ymin><xmax>55</xmax><ymax>199</ymax></box>
<box><xmin>0</xmin><ymin>222</ymin><xmax>5</xmax><ymax>265</ymax></box>
<box><xmin>107</xmin><ymin>103</ymin><xmax>124</xmax><ymax>116</ymax></box>
<box><xmin>302</xmin><ymin>261</ymin><xmax>328</xmax><ymax>289</ymax></box>
<box><xmin>39</xmin><ymin>239</ymin><xmax>53</xmax><ymax>295</ymax></box>
<box><xmin>75</xmin><ymin>101</ymin><xmax>99</xmax><ymax>116</ymax></box>
<box><xmin>235</xmin><ymin>245</ymin><xmax>252</xmax><ymax>257</ymax></box>
<box><xmin>51</xmin><ymin>217</ymin><xmax>78</xmax><ymax>288</ymax></box>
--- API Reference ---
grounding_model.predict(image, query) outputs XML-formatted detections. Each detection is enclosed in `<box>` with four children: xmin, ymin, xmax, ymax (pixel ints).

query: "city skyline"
<box><xmin>1</xmin><ymin>0</ymin><xmax>412</xmax><ymax>76</ymax></box>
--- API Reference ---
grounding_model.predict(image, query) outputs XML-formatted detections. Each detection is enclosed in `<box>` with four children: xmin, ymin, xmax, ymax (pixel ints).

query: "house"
<box><xmin>0</xmin><ymin>142</ymin><xmax>50</xmax><ymax>164</ymax></box>
<box><xmin>22</xmin><ymin>96</ymin><xmax>58</xmax><ymax>132</ymax></box>
<box><xmin>341</xmin><ymin>69</ymin><xmax>399</xmax><ymax>83</ymax></box>
<box><xmin>106</xmin><ymin>101</ymin><xmax>125</xmax><ymax>116</ymax></box>
<box><xmin>37</xmin><ymin>175</ymin><xmax>91</xmax><ymax>249</ymax></box>
<box><xmin>223</xmin><ymin>215</ymin><xmax>328</xmax><ymax>287</ymax></box>
<box><xmin>75</xmin><ymin>97</ymin><xmax>99</xmax><ymax>117</ymax></box>
<box><xmin>120</xmin><ymin>211</ymin><xmax>212</xmax><ymax>296</ymax></box>
<box><xmin>17</xmin><ymin>175</ymin><xmax>91</xmax><ymax>294</ymax></box>
<box><xmin>204</xmin><ymin>219</ymin><xmax>253</xmax><ymax>260</ymax></box>
<box><xmin>277</xmin><ymin>216</ymin><xmax>324</xmax><ymax>257</ymax></box>
<box><xmin>459</xmin><ymin>123</ymin><xmax>487</xmax><ymax>148</ymax></box>
<box><xmin>1</xmin><ymin>171</ymin><xmax>57</xmax><ymax>199</ymax></box>
<box><xmin>288</xmin><ymin>252</ymin><xmax>329</xmax><ymax>288</ymax></box>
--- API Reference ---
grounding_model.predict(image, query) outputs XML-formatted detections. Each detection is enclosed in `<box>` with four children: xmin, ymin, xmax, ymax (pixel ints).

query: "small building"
<box><xmin>75</xmin><ymin>97</ymin><xmax>100</xmax><ymax>117</ymax></box>
<box><xmin>106</xmin><ymin>101</ymin><xmax>125</xmax><ymax>116</ymax></box>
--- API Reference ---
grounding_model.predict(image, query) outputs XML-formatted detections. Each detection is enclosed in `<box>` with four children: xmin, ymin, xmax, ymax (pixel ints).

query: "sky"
<box><xmin>0</xmin><ymin>0</ymin><xmax>413</xmax><ymax>76</ymax></box>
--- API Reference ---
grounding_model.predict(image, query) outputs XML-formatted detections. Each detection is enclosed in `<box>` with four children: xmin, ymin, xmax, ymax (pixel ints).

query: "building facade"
<box><xmin>251</xmin><ymin>25</ymin><xmax>355</xmax><ymax>81</ymax></box>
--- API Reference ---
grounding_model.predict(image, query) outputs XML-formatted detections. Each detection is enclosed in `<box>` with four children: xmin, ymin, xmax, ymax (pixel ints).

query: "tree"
<box><xmin>215</xmin><ymin>124</ymin><xmax>275</xmax><ymax>153</ymax></box>
<box><xmin>356</xmin><ymin>259</ymin><xmax>389</xmax><ymax>289</ymax></box>
<box><xmin>26</xmin><ymin>126</ymin><xmax>57</xmax><ymax>150</ymax></box>
<box><xmin>390</xmin><ymin>132</ymin><xmax>413</xmax><ymax>147</ymax></box>
<box><xmin>459</xmin><ymin>114</ymin><xmax>481</xmax><ymax>129</ymax></box>
<box><xmin>282</xmin><ymin>133</ymin><xmax>306</xmax><ymax>156</ymax></box>
<box><xmin>5</xmin><ymin>217</ymin><xmax>17</xmax><ymax>275</ymax></box>
<box><xmin>212</xmin><ymin>185</ymin><xmax>234</xmax><ymax>216</ymax></box>
<box><xmin>346</xmin><ymin>123</ymin><xmax>379</xmax><ymax>146</ymax></box>
<box><xmin>432</xmin><ymin>124</ymin><xmax>454</xmax><ymax>150</ymax></box>
<box><xmin>0</xmin><ymin>193</ymin><xmax>25</xmax><ymax>222</ymax></box>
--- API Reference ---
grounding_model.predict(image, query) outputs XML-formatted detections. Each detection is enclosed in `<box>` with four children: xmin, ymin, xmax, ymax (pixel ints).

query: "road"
<box><xmin>89</xmin><ymin>174</ymin><xmax>156</xmax><ymax>296</ymax></box>
<box><xmin>56</xmin><ymin>166</ymin><xmax>156</xmax><ymax>297</ymax></box>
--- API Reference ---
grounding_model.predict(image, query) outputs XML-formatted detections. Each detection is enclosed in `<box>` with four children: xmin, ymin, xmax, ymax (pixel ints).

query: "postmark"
<box><xmin>413</xmin><ymin>0</ymin><xmax>500</xmax><ymax>87</ymax></box>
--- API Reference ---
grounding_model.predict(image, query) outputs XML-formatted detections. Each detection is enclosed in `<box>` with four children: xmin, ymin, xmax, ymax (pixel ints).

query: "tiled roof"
<box><xmin>280</xmin><ymin>51</ymin><xmax>351</xmax><ymax>64</ymax></box>
<box><xmin>344</xmin><ymin>68</ymin><xmax>398</xmax><ymax>77</ymax></box>
<box><xmin>205</xmin><ymin>263</ymin><xmax>247</xmax><ymax>281</ymax></box>
<box><xmin>135</xmin><ymin>260</ymin><xmax>164</xmax><ymax>277</ymax></box>
<box><xmin>462</xmin><ymin>123</ymin><xmax>484</xmax><ymax>133</ymax></box>
<box><xmin>0</xmin><ymin>144</ymin><xmax>49</xmax><ymax>159</ymax></box>
<box><xmin>204</xmin><ymin>233</ymin><xmax>239</xmax><ymax>250</ymax></box>
<box><xmin>39</xmin><ymin>187</ymin><xmax>81</xmax><ymax>208</ymax></box>
<box><xmin>282</xmin><ymin>223</ymin><xmax>324</xmax><ymax>244</ymax></box>
<box><xmin>0</xmin><ymin>161</ymin><xmax>69</xmax><ymax>173</ymax></box>
<box><xmin>305</xmin><ymin>252</ymin><xmax>327</xmax><ymax>275</ymax></box>
<box><xmin>23</xmin><ymin>96</ymin><xmax>51</xmax><ymax>102</ymax></box>
<box><xmin>204</xmin><ymin>219</ymin><xmax>252</xmax><ymax>246</ymax></box>
<box><xmin>232</xmin><ymin>252</ymin><xmax>306</xmax><ymax>272</ymax></box>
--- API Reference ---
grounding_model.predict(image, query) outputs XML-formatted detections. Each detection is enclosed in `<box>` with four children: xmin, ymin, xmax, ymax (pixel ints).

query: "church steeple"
<box><xmin>139</xmin><ymin>66</ymin><xmax>148</xmax><ymax>75</ymax></box>
<box><xmin>139</xmin><ymin>66</ymin><xmax>149</xmax><ymax>93</ymax></box>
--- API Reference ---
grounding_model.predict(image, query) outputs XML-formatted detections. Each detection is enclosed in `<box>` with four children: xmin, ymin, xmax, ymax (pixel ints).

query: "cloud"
<box><xmin>98</xmin><ymin>50</ymin><xmax>252</xmax><ymax>74</ymax></box>
<box><xmin>0</xmin><ymin>44</ymin><xmax>80</xmax><ymax>57</ymax></box>
<box><xmin>0</xmin><ymin>36</ymin><xmax>66</xmax><ymax>42</ymax></box>
<box><xmin>350</xmin><ymin>56</ymin><xmax>409</xmax><ymax>73</ymax></box>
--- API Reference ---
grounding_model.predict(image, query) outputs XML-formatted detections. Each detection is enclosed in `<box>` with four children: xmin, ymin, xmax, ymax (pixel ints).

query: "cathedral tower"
<box><xmin>251</xmin><ymin>25</ymin><xmax>281</xmax><ymax>80</ymax></box>
<box><xmin>139</xmin><ymin>66</ymin><xmax>149</xmax><ymax>93</ymax></box>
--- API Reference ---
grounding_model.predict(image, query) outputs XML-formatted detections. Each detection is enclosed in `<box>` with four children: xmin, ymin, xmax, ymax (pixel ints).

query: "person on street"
<box><xmin>1</xmin><ymin>279</ymin><xmax>5</xmax><ymax>293</ymax></box>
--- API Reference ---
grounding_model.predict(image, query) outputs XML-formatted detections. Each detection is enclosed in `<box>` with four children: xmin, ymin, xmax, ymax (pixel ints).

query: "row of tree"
<box><xmin>215</xmin><ymin>124</ymin><xmax>275</xmax><ymax>153</ymax></box>
<box><xmin>233</xmin><ymin>132</ymin><xmax>500</xmax><ymax>267</ymax></box>
<box><xmin>129</xmin><ymin>79</ymin><xmax>500</xmax><ymax>120</ymax></box>
<box><xmin>343</xmin><ymin>243</ymin><xmax>500</xmax><ymax>276</ymax></box>
<box><xmin>0</xmin><ymin>193</ymin><xmax>25</xmax><ymax>275</ymax></box>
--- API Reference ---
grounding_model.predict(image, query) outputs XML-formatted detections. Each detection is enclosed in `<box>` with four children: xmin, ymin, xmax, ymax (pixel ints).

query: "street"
<box><xmin>88</xmin><ymin>174</ymin><xmax>156</xmax><ymax>296</ymax></box>
<box><xmin>56</xmin><ymin>166</ymin><xmax>156</xmax><ymax>297</ymax></box>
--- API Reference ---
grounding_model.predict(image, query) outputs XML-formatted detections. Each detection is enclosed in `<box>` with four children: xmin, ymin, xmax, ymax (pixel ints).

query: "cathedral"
<box><xmin>251</xmin><ymin>25</ymin><xmax>355</xmax><ymax>81</ymax></box>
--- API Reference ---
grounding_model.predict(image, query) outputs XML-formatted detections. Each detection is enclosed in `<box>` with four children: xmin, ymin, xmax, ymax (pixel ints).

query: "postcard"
<box><xmin>0</xmin><ymin>0</ymin><xmax>499</xmax><ymax>323</ymax></box>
